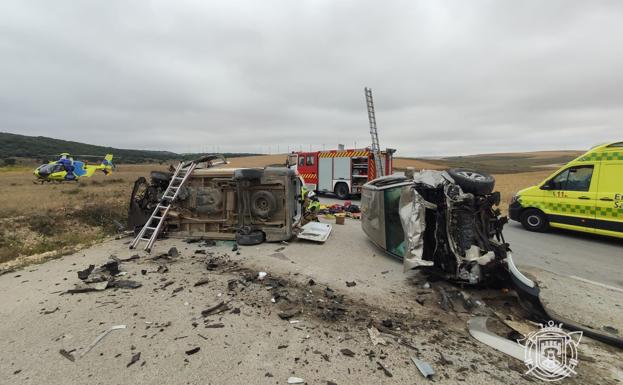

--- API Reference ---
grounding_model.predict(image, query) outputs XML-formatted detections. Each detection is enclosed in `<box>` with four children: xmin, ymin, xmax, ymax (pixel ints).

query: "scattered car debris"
<box><xmin>80</xmin><ymin>325</ymin><xmax>127</xmax><ymax>359</ymax></box>
<box><xmin>376</xmin><ymin>361</ymin><xmax>393</xmax><ymax>377</ymax></box>
<box><xmin>185</xmin><ymin>347</ymin><xmax>200</xmax><ymax>355</ymax></box>
<box><xmin>193</xmin><ymin>278</ymin><xmax>210</xmax><ymax>287</ymax></box>
<box><xmin>66</xmin><ymin>281</ymin><xmax>109</xmax><ymax>293</ymax></box>
<box><xmin>160</xmin><ymin>280</ymin><xmax>175</xmax><ymax>289</ymax></box>
<box><xmin>127</xmin><ymin>352</ymin><xmax>141</xmax><ymax>367</ymax></box>
<box><xmin>297</xmin><ymin>222</ymin><xmax>332</xmax><ymax>243</ymax></box>
<box><xmin>201</xmin><ymin>301</ymin><xmax>230</xmax><ymax>317</ymax></box>
<box><xmin>118</xmin><ymin>254</ymin><xmax>140</xmax><ymax>262</ymax></box>
<box><xmin>257</xmin><ymin>272</ymin><xmax>267</xmax><ymax>280</ymax></box>
<box><xmin>287</xmin><ymin>376</ymin><xmax>305</xmax><ymax>384</ymax></box>
<box><xmin>367</xmin><ymin>327</ymin><xmax>387</xmax><ymax>346</ymax></box>
<box><xmin>67</xmin><ymin>261</ymin><xmax>140</xmax><ymax>293</ymax></box>
<box><xmin>467</xmin><ymin>317</ymin><xmax>524</xmax><ymax>361</ymax></box>
<box><xmin>205</xmin><ymin>323</ymin><xmax>225</xmax><ymax>328</ymax></box>
<box><xmin>278</xmin><ymin>308</ymin><xmax>301</xmax><ymax>320</ymax></box>
<box><xmin>59</xmin><ymin>348</ymin><xmax>75</xmax><ymax>362</ymax></box>
<box><xmin>340</xmin><ymin>348</ymin><xmax>355</xmax><ymax>357</ymax></box>
<box><xmin>109</xmin><ymin>280</ymin><xmax>142</xmax><ymax>289</ymax></box>
<box><xmin>411</xmin><ymin>357</ymin><xmax>435</xmax><ymax>379</ymax></box>
<box><xmin>77</xmin><ymin>265</ymin><xmax>95</xmax><ymax>280</ymax></box>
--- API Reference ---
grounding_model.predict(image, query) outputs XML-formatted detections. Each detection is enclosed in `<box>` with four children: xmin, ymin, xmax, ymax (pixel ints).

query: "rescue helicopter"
<box><xmin>33</xmin><ymin>153</ymin><xmax>114</xmax><ymax>183</ymax></box>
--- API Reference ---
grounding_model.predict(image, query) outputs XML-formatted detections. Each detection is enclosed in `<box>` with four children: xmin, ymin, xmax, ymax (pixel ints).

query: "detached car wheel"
<box><xmin>447</xmin><ymin>168</ymin><xmax>495</xmax><ymax>195</ymax></box>
<box><xmin>520</xmin><ymin>209</ymin><xmax>549</xmax><ymax>232</ymax></box>
<box><xmin>236</xmin><ymin>230</ymin><xmax>265</xmax><ymax>245</ymax></box>
<box><xmin>334</xmin><ymin>182</ymin><xmax>350</xmax><ymax>200</ymax></box>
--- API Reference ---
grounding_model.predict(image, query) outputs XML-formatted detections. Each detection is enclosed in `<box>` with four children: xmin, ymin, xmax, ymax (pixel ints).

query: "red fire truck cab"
<box><xmin>287</xmin><ymin>148</ymin><xmax>395</xmax><ymax>199</ymax></box>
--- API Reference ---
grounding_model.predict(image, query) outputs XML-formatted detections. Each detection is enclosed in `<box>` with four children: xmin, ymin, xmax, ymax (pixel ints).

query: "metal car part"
<box><xmin>297</xmin><ymin>222</ymin><xmax>332</xmax><ymax>243</ymax></box>
<box><xmin>410</xmin><ymin>357</ymin><xmax>435</xmax><ymax>379</ymax></box>
<box><xmin>467</xmin><ymin>317</ymin><xmax>525</xmax><ymax>361</ymax></box>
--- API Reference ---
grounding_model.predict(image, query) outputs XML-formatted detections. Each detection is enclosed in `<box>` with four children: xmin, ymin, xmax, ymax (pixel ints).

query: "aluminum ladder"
<box><xmin>364</xmin><ymin>87</ymin><xmax>384</xmax><ymax>177</ymax></box>
<box><xmin>129</xmin><ymin>161</ymin><xmax>197</xmax><ymax>253</ymax></box>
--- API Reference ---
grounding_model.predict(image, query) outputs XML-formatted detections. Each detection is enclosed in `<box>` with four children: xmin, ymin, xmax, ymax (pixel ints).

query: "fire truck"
<box><xmin>287</xmin><ymin>148</ymin><xmax>395</xmax><ymax>199</ymax></box>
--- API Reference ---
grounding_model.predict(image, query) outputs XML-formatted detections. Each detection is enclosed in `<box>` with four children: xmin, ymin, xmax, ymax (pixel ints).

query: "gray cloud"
<box><xmin>1</xmin><ymin>0</ymin><xmax>622</xmax><ymax>156</ymax></box>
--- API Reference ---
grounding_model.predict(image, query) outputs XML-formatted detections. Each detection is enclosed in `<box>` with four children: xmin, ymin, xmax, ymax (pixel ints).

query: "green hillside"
<box><xmin>0</xmin><ymin>132</ymin><xmax>257</xmax><ymax>164</ymax></box>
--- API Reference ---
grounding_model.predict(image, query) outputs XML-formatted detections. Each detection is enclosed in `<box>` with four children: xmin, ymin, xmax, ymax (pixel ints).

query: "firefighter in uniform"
<box><xmin>300</xmin><ymin>185</ymin><xmax>321</xmax><ymax>225</ymax></box>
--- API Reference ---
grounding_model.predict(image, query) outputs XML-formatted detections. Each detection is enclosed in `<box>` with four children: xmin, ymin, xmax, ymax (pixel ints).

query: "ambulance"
<box><xmin>509</xmin><ymin>141</ymin><xmax>623</xmax><ymax>238</ymax></box>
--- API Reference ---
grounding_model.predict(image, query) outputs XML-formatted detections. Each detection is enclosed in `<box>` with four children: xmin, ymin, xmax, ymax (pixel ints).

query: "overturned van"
<box><xmin>129</xmin><ymin>164</ymin><xmax>303</xmax><ymax>245</ymax></box>
<box><xmin>361</xmin><ymin>169</ymin><xmax>511</xmax><ymax>284</ymax></box>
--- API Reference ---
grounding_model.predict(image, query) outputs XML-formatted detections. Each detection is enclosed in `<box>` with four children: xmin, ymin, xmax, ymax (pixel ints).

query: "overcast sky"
<box><xmin>1</xmin><ymin>1</ymin><xmax>622</xmax><ymax>156</ymax></box>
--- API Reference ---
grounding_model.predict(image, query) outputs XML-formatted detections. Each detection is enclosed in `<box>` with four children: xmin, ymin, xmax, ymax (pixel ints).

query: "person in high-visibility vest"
<box><xmin>300</xmin><ymin>185</ymin><xmax>320</xmax><ymax>225</ymax></box>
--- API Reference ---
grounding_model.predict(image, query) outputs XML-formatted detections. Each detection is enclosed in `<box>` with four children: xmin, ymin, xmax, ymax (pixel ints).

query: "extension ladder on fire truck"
<box><xmin>364</xmin><ymin>87</ymin><xmax>384</xmax><ymax>177</ymax></box>
<box><xmin>129</xmin><ymin>161</ymin><xmax>197</xmax><ymax>253</ymax></box>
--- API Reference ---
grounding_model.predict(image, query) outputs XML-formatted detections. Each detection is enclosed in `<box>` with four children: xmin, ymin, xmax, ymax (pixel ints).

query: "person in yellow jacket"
<box><xmin>300</xmin><ymin>185</ymin><xmax>321</xmax><ymax>225</ymax></box>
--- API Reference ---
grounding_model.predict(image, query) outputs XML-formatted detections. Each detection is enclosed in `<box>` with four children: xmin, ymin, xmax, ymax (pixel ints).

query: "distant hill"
<box><xmin>0</xmin><ymin>132</ymin><xmax>257</xmax><ymax>164</ymax></box>
<box><xmin>395</xmin><ymin>150</ymin><xmax>583</xmax><ymax>174</ymax></box>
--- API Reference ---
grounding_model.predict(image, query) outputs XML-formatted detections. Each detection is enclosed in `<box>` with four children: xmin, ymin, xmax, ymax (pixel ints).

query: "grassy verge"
<box><xmin>0</xmin><ymin>202</ymin><xmax>127</xmax><ymax>264</ymax></box>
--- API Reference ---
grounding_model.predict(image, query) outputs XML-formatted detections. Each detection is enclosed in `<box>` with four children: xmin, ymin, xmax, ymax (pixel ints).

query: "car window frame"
<box><xmin>544</xmin><ymin>165</ymin><xmax>594</xmax><ymax>192</ymax></box>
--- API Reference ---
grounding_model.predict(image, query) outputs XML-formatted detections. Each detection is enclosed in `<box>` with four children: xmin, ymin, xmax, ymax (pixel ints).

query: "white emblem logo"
<box><xmin>521</xmin><ymin>321</ymin><xmax>582</xmax><ymax>382</ymax></box>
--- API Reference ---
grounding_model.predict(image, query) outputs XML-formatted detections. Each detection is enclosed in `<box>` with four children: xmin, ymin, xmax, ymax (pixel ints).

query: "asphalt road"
<box><xmin>319</xmin><ymin>195</ymin><xmax>623</xmax><ymax>290</ymax></box>
<box><xmin>504</xmin><ymin>221</ymin><xmax>623</xmax><ymax>290</ymax></box>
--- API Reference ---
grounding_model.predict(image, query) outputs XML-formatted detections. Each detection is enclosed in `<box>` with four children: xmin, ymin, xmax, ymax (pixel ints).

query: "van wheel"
<box><xmin>250</xmin><ymin>190</ymin><xmax>277</xmax><ymax>219</ymax></box>
<box><xmin>520</xmin><ymin>209</ymin><xmax>549</xmax><ymax>232</ymax></box>
<box><xmin>334</xmin><ymin>183</ymin><xmax>350</xmax><ymax>200</ymax></box>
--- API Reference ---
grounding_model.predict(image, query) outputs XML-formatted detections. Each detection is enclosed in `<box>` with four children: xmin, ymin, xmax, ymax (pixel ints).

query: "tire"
<box><xmin>236</xmin><ymin>230</ymin><xmax>265</xmax><ymax>245</ymax></box>
<box><xmin>250</xmin><ymin>190</ymin><xmax>277</xmax><ymax>219</ymax></box>
<box><xmin>234</xmin><ymin>168</ymin><xmax>263</xmax><ymax>181</ymax></box>
<box><xmin>334</xmin><ymin>182</ymin><xmax>350</xmax><ymax>200</ymax></box>
<box><xmin>447</xmin><ymin>168</ymin><xmax>495</xmax><ymax>195</ymax></box>
<box><xmin>520</xmin><ymin>209</ymin><xmax>549</xmax><ymax>232</ymax></box>
<box><xmin>150</xmin><ymin>171</ymin><xmax>172</xmax><ymax>183</ymax></box>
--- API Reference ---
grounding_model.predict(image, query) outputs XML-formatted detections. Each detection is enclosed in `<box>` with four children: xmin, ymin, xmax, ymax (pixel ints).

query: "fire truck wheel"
<box><xmin>334</xmin><ymin>182</ymin><xmax>350</xmax><ymax>200</ymax></box>
<box><xmin>234</xmin><ymin>169</ymin><xmax>262</xmax><ymax>181</ymax></box>
<box><xmin>236</xmin><ymin>230</ymin><xmax>265</xmax><ymax>246</ymax></box>
<box><xmin>250</xmin><ymin>190</ymin><xmax>277</xmax><ymax>218</ymax></box>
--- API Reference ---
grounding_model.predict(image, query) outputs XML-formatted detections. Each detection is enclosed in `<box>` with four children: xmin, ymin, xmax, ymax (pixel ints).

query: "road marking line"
<box><xmin>568</xmin><ymin>275</ymin><xmax>623</xmax><ymax>293</ymax></box>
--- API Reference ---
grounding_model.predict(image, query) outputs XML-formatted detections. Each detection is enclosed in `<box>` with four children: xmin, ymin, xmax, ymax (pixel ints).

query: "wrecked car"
<box><xmin>361</xmin><ymin>168</ymin><xmax>510</xmax><ymax>284</ymax></box>
<box><xmin>361</xmin><ymin>168</ymin><xmax>623</xmax><ymax>348</ymax></box>
<box><xmin>129</xmin><ymin>158</ymin><xmax>303</xmax><ymax>245</ymax></box>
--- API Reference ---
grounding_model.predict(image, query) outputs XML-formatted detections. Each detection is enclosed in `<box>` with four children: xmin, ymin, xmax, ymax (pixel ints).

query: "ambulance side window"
<box><xmin>299</xmin><ymin>157</ymin><xmax>305</xmax><ymax>166</ymax></box>
<box><xmin>549</xmin><ymin>166</ymin><xmax>594</xmax><ymax>191</ymax></box>
<box><xmin>306</xmin><ymin>155</ymin><xmax>315</xmax><ymax>166</ymax></box>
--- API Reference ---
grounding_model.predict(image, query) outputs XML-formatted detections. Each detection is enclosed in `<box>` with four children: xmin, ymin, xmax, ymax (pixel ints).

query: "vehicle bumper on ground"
<box><xmin>508</xmin><ymin>201</ymin><xmax>523</xmax><ymax>222</ymax></box>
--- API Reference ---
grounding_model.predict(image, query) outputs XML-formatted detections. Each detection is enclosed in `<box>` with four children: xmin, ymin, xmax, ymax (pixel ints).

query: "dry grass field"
<box><xmin>0</xmin><ymin>154</ymin><xmax>555</xmax><ymax>265</ymax></box>
<box><xmin>0</xmin><ymin>157</ymin><xmax>287</xmax><ymax>264</ymax></box>
<box><xmin>394</xmin><ymin>150</ymin><xmax>582</xmax><ymax>174</ymax></box>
